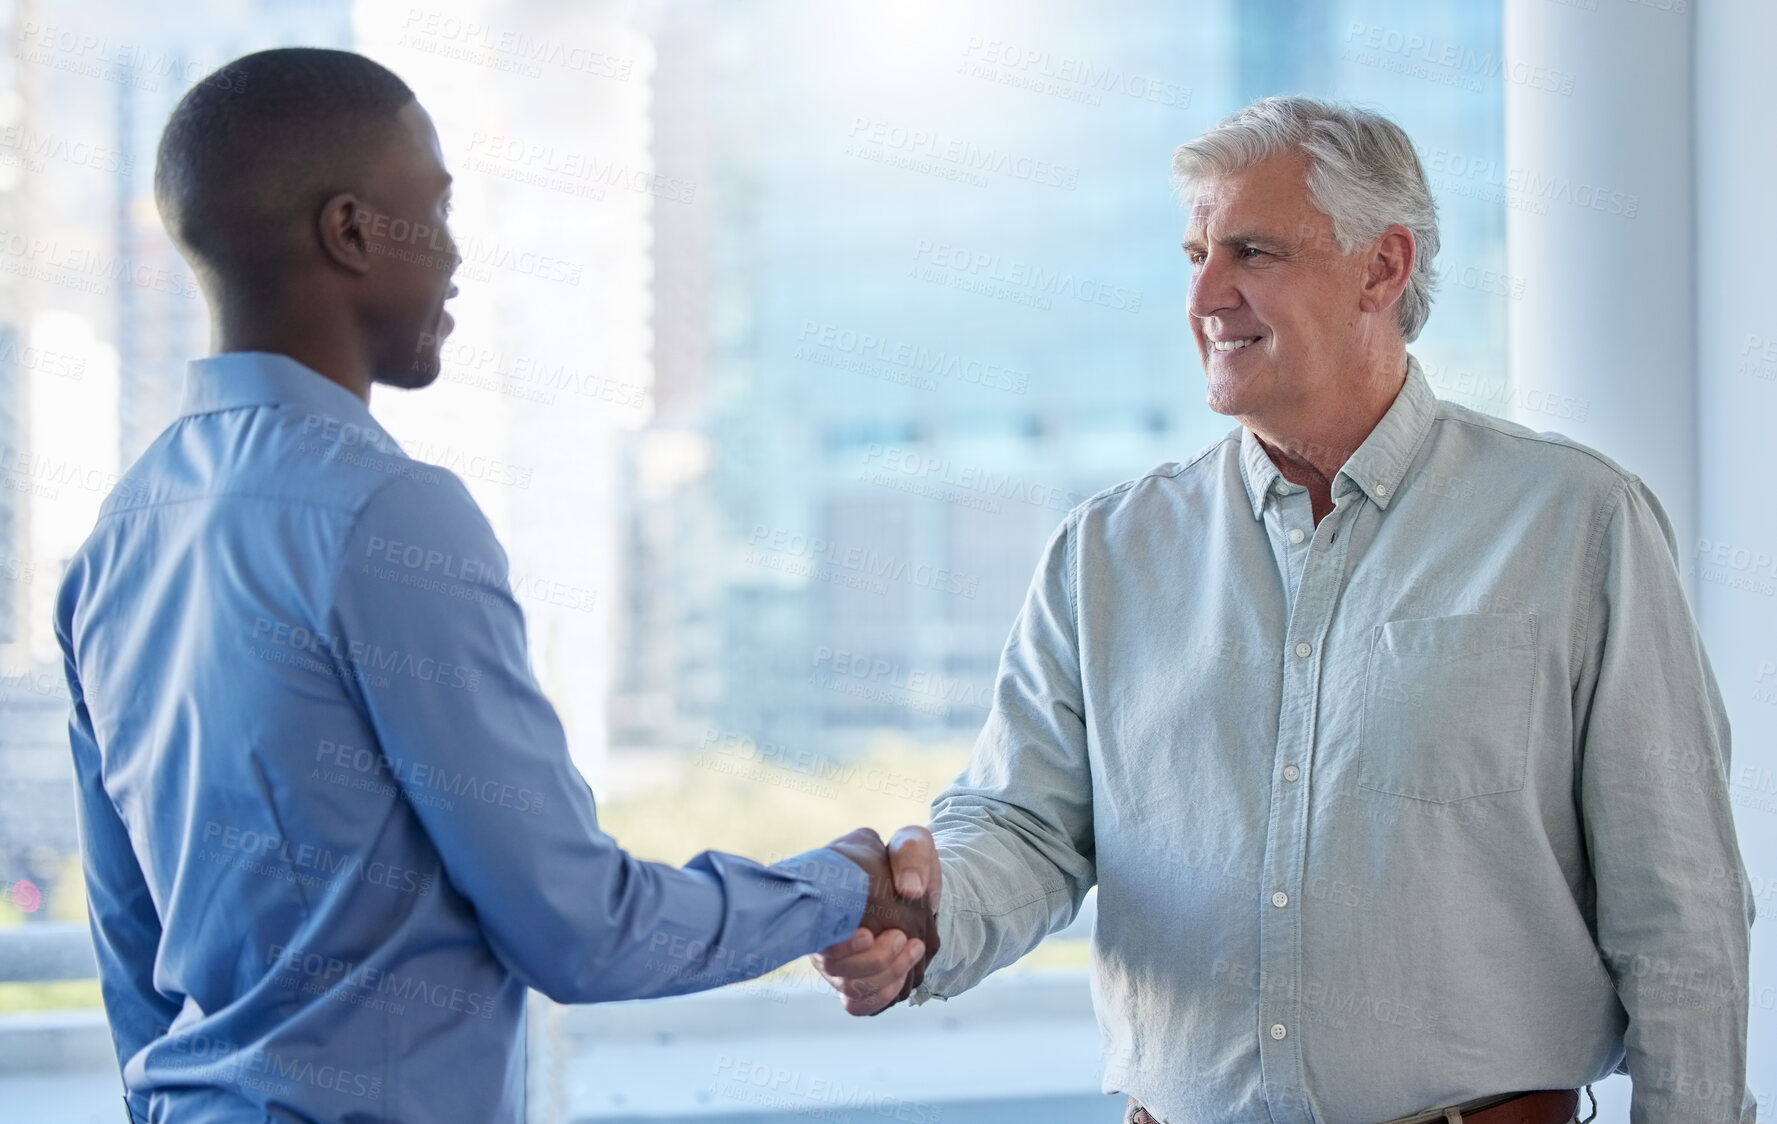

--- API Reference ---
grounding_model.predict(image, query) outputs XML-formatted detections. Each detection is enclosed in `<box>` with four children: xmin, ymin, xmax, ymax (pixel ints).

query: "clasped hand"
<box><xmin>814</xmin><ymin>826</ymin><xmax>940</xmax><ymax>1016</ymax></box>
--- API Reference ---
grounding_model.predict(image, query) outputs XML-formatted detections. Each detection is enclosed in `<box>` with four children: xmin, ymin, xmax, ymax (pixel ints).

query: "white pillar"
<box><xmin>1696</xmin><ymin>0</ymin><xmax>1777</xmax><ymax>1107</ymax></box>
<box><xmin>1502</xmin><ymin>6</ymin><xmax>1777</xmax><ymax>1119</ymax></box>
<box><xmin>1503</xmin><ymin>0</ymin><xmax>1695</xmax><ymax>570</ymax></box>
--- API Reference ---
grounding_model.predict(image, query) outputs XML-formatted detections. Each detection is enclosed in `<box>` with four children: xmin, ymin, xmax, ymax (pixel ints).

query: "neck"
<box><xmin>1246</xmin><ymin>351</ymin><xmax>1410</xmax><ymax>485</ymax></box>
<box><xmin>211</xmin><ymin>300</ymin><xmax>374</xmax><ymax>404</ymax></box>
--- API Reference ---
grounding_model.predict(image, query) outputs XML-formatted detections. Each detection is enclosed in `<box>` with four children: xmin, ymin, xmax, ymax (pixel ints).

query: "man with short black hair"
<box><xmin>60</xmin><ymin>47</ymin><xmax>933</xmax><ymax>1124</ymax></box>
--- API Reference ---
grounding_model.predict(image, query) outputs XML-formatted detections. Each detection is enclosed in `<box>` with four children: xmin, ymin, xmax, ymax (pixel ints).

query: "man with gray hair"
<box><xmin>813</xmin><ymin>97</ymin><xmax>1754</xmax><ymax>1124</ymax></box>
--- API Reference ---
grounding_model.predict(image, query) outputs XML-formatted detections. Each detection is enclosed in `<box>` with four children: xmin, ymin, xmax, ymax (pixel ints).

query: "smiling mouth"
<box><xmin>1211</xmin><ymin>336</ymin><xmax>1261</xmax><ymax>352</ymax></box>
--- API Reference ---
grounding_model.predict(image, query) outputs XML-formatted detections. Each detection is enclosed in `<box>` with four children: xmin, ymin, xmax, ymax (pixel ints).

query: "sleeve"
<box><xmin>57</xmin><ymin>591</ymin><xmax>180</xmax><ymax>1124</ymax></box>
<box><xmin>913</xmin><ymin>513</ymin><xmax>1097</xmax><ymax>1004</ymax></box>
<box><xmin>1572</xmin><ymin>478</ymin><xmax>1756</xmax><ymax>1124</ymax></box>
<box><xmin>328</xmin><ymin>471</ymin><xmax>865</xmax><ymax>1003</ymax></box>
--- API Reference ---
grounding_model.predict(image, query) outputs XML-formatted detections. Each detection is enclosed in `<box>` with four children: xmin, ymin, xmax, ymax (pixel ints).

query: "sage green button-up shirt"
<box><xmin>916</xmin><ymin>356</ymin><xmax>1754</xmax><ymax>1124</ymax></box>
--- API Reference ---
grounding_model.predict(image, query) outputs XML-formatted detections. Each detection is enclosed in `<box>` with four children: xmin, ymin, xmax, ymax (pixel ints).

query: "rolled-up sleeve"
<box><xmin>1573</xmin><ymin>478</ymin><xmax>1755</xmax><ymax>1124</ymax></box>
<box><xmin>915</xmin><ymin>514</ymin><xmax>1097</xmax><ymax>1003</ymax></box>
<box><xmin>329</xmin><ymin>471</ymin><xmax>865</xmax><ymax>1003</ymax></box>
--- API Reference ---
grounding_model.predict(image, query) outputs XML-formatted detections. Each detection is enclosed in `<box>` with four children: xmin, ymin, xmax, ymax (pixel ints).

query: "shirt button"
<box><xmin>1282</xmin><ymin>765</ymin><xmax>1301</xmax><ymax>782</ymax></box>
<box><xmin>1273</xmin><ymin>480</ymin><xmax>1289</xmax><ymax>494</ymax></box>
<box><xmin>1288</xmin><ymin>528</ymin><xmax>1305</xmax><ymax>544</ymax></box>
<box><xmin>1271</xmin><ymin>891</ymin><xmax>1289</xmax><ymax>908</ymax></box>
<box><xmin>1373</xmin><ymin>483</ymin><xmax>1389</xmax><ymax>497</ymax></box>
<box><xmin>1294</xmin><ymin>642</ymin><xmax>1312</xmax><ymax>659</ymax></box>
<box><xmin>1270</xmin><ymin>1023</ymin><xmax>1288</xmax><ymax>1040</ymax></box>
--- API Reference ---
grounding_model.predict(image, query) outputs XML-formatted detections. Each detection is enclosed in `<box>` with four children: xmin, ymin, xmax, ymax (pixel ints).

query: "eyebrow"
<box><xmin>1181</xmin><ymin>229</ymin><xmax>1288</xmax><ymax>253</ymax></box>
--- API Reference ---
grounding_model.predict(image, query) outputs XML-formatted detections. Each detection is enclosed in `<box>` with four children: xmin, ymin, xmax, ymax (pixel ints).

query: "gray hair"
<box><xmin>1171</xmin><ymin>96</ymin><xmax>1440</xmax><ymax>343</ymax></box>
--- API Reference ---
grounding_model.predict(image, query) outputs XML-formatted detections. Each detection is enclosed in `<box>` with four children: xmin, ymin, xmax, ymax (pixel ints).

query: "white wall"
<box><xmin>1697</xmin><ymin>0</ymin><xmax>1777</xmax><ymax>1115</ymax></box>
<box><xmin>1508</xmin><ymin>0</ymin><xmax>1775</xmax><ymax>1117</ymax></box>
<box><xmin>1504</xmin><ymin>0</ymin><xmax>1695</xmax><ymax>555</ymax></box>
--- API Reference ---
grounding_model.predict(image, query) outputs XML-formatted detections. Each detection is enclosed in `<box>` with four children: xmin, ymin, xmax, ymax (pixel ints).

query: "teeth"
<box><xmin>1213</xmin><ymin>337</ymin><xmax>1257</xmax><ymax>352</ymax></box>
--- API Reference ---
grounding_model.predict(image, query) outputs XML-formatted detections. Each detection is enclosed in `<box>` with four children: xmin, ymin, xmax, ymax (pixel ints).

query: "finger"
<box><xmin>887</xmin><ymin>825</ymin><xmax>940</xmax><ymax>905</ymax></box>
<box><xmin>843</xmin><ymin>982</ymin><xmax>901</xmax><ymax>1017</ymax></box>
<box><xmin>813</xmin><ymin>930</ymin><xmax>907</xmax><ymax>981</ymax></box>
<box><xmin>838</xmin><ymin>960</ymin><xmax>903</xmax><ymax>1004</ymax></box>
<box><xmin>892</xmin><ymin>937</ymin><xmax>928</xmax><ymax>999</ymax></box>
<box><xmin>839</xmin><ymin>961</ymin><xmax>916</xmax><ymax>1013</ymax></box>
<box><xmin>827</xmin><ymin>939</ymin><xmax>922</xmax><ymax>998</ymax></box>
<box><xmin>815</xmin><ymin>927</ymin><xmax>872</xmax><ymax>960</ymax></box>
<box><xmin>823</xmin><ymin>932</ymin><xmax>921</xmax><ymax>978</ymax></box>
<box><xmin>816</xmin><ymin>931</ymin><xmax>911</xmax><ymax>991</ymax></box>
<box><xmin>840</xmin><ymin>938</ymin><xmax>925</xmax><ymax>1015</ymax></box>
<box><xmin>898</xmin><ymin>938</ymin><xmax>925</xmax><ymax>973</ymax></box>
<box><xmin>830</xmin><ymin>826</ymin><xmax>884</xmax><ymax>852</ymax></box>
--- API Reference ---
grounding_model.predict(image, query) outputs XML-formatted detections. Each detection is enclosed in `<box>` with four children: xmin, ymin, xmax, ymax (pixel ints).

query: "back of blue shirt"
<box><xmin>56</xmin><ymin>353</ymin><xmax>865</xmax><ymax>1124</ymax></box>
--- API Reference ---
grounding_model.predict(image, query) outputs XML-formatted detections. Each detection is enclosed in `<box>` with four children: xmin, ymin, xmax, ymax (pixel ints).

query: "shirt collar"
<box><xmin>179</xmin><ymin>351</ymin><xmax>400</xmax><ymax>449</ymax></box>
<box><xmin>1238</xmin><ymin>353</ymin><xmax>1437</xmax><ymax>520</ymax></box>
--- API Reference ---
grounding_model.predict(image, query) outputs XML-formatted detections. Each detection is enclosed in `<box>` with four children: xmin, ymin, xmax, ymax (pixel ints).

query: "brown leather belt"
<box><xmin>1440</xmin><ymin>1090</ymin><xmax>1580</xmax><ymax>1124</ymax></box>
<box><xmin>1128</xmin><ymin>1089</ymin><xmax>1580</xmax><ymax>1124</ymax></box>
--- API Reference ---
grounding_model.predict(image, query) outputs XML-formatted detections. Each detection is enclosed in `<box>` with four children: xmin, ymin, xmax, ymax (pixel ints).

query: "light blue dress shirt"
<box><xmin>56</xmin><ymin>352</ymin><xmax>867</xmax><ymax>1124</ymax></box>
<box><xmin>914</xmin><ymin>357</ymin><xmax>1755</xmax><ymax>1124</ymax></box>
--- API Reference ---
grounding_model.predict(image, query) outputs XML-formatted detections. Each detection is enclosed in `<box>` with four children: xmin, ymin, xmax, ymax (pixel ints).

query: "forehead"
<box><xmin>387</xmin><ymin>101</ymin><xmax>451</xmax><ymax>185</ymax></box>
<box><xmin>1184</xmin><ymin>149</ymin><xmax>1316</xmax><ymax>240</ymax></box>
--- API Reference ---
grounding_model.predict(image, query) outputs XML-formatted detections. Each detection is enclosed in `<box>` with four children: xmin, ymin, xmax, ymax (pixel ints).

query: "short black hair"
<box><xmin>154</xmin><ymin>47</ymin><xmax>415</xmax><ymax>278</ymax></box>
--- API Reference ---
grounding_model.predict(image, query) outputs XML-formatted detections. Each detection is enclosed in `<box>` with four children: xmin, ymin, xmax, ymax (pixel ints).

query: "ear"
<box><xmin>1358</xmin><ymin>224</ymin><xmax>1415</xmax><ymax>321</ymax></box>
<box><xmin>315</xmin><ymin>191</ymin><xmax>375</xmax><ymax>277</ymax></box>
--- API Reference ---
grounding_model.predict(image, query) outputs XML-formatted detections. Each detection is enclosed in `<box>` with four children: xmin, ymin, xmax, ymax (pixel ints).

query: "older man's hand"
<box><xmin>814</xmin><ymin>826</ymin><xmax>940</xmax><ymax>1015</ymax></box>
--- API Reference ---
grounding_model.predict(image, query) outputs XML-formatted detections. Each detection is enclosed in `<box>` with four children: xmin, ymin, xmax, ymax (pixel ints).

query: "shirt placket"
<box><xmin>1264</xmin><ymin>484</ymin><xmax>1313</xmax><ymax>618</ymax></box>
<box><xmin>1257</xmin><ymin>480</ymin><xmax>1362</xmax><ymax>1124</ymax></box>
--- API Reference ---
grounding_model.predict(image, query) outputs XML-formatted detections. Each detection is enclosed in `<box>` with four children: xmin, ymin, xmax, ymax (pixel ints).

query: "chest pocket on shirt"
<box><xmin>1359</xmin><ymin>612</ymin><xmax>1536</xmax><ymax>803</ymax></box>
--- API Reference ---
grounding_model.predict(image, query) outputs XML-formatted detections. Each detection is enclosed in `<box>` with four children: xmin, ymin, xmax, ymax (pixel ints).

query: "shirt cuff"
<box><xmin>910</xmin><ymin>857</ymin><xmax>960</xmax><ymax>1006</ymax></box>
<box><xmin>771</xmin><ymin>846</ymin><xmax>868</xmax><ymax>950</ymax></box>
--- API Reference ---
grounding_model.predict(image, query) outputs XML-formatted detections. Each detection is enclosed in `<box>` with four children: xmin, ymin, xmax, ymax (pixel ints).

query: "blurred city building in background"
<box><xmin>2</xmin><ymin>1</ymin><xmax>1771</xmax><ymax>1121</ymax></box>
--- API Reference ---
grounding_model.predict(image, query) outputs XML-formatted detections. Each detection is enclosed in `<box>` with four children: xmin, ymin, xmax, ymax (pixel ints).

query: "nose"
<box><xmin>1186</xmin><ymin>248</ymin><xmax>1240</xmax><ymax>321</ymax></box>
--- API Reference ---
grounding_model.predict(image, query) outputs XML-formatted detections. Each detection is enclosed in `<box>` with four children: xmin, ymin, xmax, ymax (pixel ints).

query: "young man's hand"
<box><xmin>815</xmin><ymin>826</ymin><xmax>941</xmax><ymax>1015</ymax></box>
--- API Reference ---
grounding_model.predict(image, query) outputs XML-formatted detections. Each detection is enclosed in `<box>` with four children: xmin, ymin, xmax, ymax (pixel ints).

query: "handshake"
<box><xmin>814</xmin><ymin>825</ymin><xmax>941</xmax><ymax>1016</ymax></box>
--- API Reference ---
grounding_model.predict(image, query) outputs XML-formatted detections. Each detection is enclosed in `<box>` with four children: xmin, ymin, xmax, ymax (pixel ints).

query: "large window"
<box><xmin>0</xmin><ymin>1</ymin><xmax>1524</xmax><ymax>1120</ymax></box>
